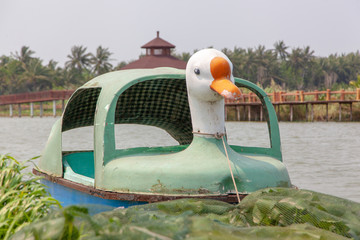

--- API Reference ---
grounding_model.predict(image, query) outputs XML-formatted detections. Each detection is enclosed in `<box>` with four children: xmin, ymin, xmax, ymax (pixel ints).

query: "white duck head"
<box><xmin>186</xmin><ymin>49</ymin><xmax>241</xmax><ymax>136</ymax></box>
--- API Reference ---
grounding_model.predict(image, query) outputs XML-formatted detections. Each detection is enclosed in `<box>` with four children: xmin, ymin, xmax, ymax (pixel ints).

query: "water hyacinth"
<box><xmin>0</xmin><ymin>154</ymin><xmax>61</xmax><ymax>240</ymax></box>
<box><xmin>12</xmin><ymin>198</ymin><xmax>352</xmax><ymax>240</ymax></box>
<box><xmin>2</xmin><ymin>152</ymin><xmax>360</xmax><ymax>239</ymax></box>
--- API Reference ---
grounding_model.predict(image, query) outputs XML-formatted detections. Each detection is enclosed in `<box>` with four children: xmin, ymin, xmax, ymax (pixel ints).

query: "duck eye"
<box><xmin>194</xmin><ymin>68</ymin><xmax>200</xmax><ymax>75</ymax></box>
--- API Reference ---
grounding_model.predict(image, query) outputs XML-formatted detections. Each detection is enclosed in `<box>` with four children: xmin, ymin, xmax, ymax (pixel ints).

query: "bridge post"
<box><xmin>340</xmin><ymin>89</ymin><xmax>345</xmax><ymax>101</ymax></box>
<box><xmin>314</xmin><ymin>90</ymin><xmax>318</xmax><ymax>101</ymax></box>
<box><xmin>326</xmin><ymin>103</ymin><xmax>328</xmax><ymax>122</ymax></box>
<box><xmin>9</xmin><ymin>104</ymin><xmax>13</xmax><ymax>117</ymax></box>
<box><xmin>225</xmin><ymin>106</ymin><xmax>228</xmax><ymax>121</ymax></box>
<box><xmin>276</xmin><ymin>105</ymin><xmax>281</xmax><ymax>121</ymax></box>
<box><xmin>18</xmin><ymin>104</ymin><xmax>21</xmax><ymax>118</ymax></box>
<box><xmin>339</xmin><ymin>103</ymin><xmax>342</xmax><ymax>121</ymax></box>
<box><xmin>53</xmin><ymin>100</ymin><xmax>56</xmax><ymax>117</ymax></box>
<box><xmin>272</xmin><ymin>91</ymin><xmax>276</xmax><ymax>102</ymax></box>
<box><xmin>39</xmin><ymin>102</ymin><xmax>43</xmax><ymax>118</ymax></box>
<box><xmin>30</xmin><ymin>103</ymin><xmax>34</xmax><ymax>117</ymax></box>
<box><xmin>236</xmin><ymin>106</ymin><xmax>240</xmax><ymax>121</ymax></box>
<box><xmin>300</xmin><ymin>91</ymin><xmax>304</xmax><ymax>102</ymax></box>
<box><xmin>243</xmin><ymin>105</ymin><xmax>246</xmax><ymax>121</ymax></box>
<box><xmin>290</xmin><ymin>104</ymin><xmax>293</xmax><ymax>122</ymax></box>
<box><xmin>326</xmin><ymin>89</ymin><xmax>331</xmax><ymax>101</ymax></box>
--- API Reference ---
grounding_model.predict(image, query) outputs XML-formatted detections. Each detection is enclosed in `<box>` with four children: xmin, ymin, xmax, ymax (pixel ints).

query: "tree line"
<box><xmin>1</xmin><ymin>42</ymin><xmax>360</xmax><ymax>95</ymax></box>
<box><xmin>0</xmin><ymin>45</ymin><xmax>125</xmax><ymax>95</ymax></box>
<box><xmin>223</xmin><ymin>41</ymin><xmax>360</xmax><ymax>90</ymax></box>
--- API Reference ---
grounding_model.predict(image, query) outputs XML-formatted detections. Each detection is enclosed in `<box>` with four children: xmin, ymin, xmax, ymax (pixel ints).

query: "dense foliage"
<box><xmin>12</xmin><ymin>188</ymin><xmax>360</xmax><ymax>239</ymax></box>
<box><xmin>0</xmin><ymin>155</ymin><xmax>60</xmax><ymax>240</ymax></box>
<box><xmin>2</xmin><ymin>154</ymin><xmax>360</xmax><ymax>239</ymax></box>
<box><xmin>0</xmin><ymin>46</ymin><xmax>118</xmax><ymax>94</ymax></box>
<box><xmin>178</xmin><ymin>42</ymin><xmax>360</xmax><ymax>91</ymax></box>
<box><xmin>1</xmin><ymin>42</ymin><xmax>360</xmax><ymax>95</ymax></box>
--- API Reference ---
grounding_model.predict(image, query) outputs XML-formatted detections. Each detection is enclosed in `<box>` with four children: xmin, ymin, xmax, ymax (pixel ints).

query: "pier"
<box><xmin>225</xmin><ymin>88</ymin><xmax>360</xmax><ymax>121</ymax></box>
<box><xmin>0</xmin><ymin>90</ymin><xmax>74</xmax><ymax>117</ymax></box>
<box><xmin>1</xmin><ymin>89</ymin><xmax>360</xmax><ymax>121</ymax></box>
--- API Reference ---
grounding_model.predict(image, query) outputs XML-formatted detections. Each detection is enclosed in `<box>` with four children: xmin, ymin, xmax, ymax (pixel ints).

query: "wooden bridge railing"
<box><xmin>1</xmin><ymin>88</ymin><xmax>360</xmax><ymax>119</ymax></box>
<box><xmin>1</xmin><ymin>88</ymin><xmax>359</xmax><ymax>106</ymax></box>
<box><xmin>225</xmin><ymin>88</ymin><xmax>360</xmax><ymax>122</ymax></box>
<box><xmin>226</xmin><ymin>88</ymin><xmax>360</xmax><ymax>104</ymax></box>
<box><xmin>0</xmin><ymin>90</ymin><xmax>74</xmax><ymax>105</ymax></box>
<box><xmin>0</xmin><ymin>90</ymin><xmax>75</xmax><ymax>117</ymax></box>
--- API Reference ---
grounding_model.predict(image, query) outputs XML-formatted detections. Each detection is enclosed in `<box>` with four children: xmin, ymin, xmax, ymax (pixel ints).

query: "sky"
<box><xmin>1</xmin><ymin>0</ymin><xmax>360</xmax><ymax>67</ymax></box>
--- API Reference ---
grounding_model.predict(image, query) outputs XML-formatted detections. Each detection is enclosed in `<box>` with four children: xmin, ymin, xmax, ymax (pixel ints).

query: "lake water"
<box><xmin>1</xmin><ymin>117</ymin><xmax>359</xmax><ymax>202</ymax></box>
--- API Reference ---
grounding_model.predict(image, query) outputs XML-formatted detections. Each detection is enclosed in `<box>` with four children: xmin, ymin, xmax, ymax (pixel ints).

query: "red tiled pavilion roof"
<box><xmin>121</xmin><ymin>55</ymin><xmax>186</xmax><ymax>70</ymax></box>
<box><xmin>121</xmin><ymin>31</ymin><xmax>186</xmax><ymax>70</ymax></box>
<box><xmin>141</xmin><ymin>32</ymin><xmax>175</xmax><ymax>49</ymax></box>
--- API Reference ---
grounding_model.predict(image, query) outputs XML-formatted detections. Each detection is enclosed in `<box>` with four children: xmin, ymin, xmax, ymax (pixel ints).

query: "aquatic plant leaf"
<box><xmin>0</xmin><ymin>154</ymin><xmax>60</xmax><ymax>240</ymax></box>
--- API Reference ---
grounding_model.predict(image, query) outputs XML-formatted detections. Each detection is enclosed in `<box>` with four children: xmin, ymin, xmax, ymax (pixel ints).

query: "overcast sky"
<box><xmin>1</xmin><ymin>0</ymin><xmax>359</xmax><ymax>66</ymax></box>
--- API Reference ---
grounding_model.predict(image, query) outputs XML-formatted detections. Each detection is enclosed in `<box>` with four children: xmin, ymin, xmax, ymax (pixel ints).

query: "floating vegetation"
<box><xmin>0</xmin><ymin>154</ymin><xmax>60</xmax><ymax>240</ymax></box>
<box><xmin>2</xmin><ymin>154</ymin><xmax>360</xmax><ymax>239</ymax></box>
<box><xmin>12</xmin><ymin>188</ymin><xmax>360</xmax><ymax>239</ymax></box>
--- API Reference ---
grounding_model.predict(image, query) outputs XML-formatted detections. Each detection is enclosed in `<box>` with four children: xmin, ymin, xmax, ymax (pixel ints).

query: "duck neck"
<box><xmin>189</xmin><ymin>97</ymin><xmax>226</xmax><ymax>136</ymax></box>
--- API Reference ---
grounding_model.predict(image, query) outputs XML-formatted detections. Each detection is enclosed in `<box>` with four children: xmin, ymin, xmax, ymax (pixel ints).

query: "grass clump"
<box><xmin>0</xmin><ymin>154</ymin><xmax>60</xmax><ymax>240</ymax></box>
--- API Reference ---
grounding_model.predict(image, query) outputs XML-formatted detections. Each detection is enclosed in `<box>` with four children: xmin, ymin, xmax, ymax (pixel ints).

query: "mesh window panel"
<box><xmin>114</xmin><ymin>79</ymin><xmax>193</xmax><ymax>145</ymax></box>
<box><xmin>62</xmin><ymin>88</ymin><xmax>101</xmax><ymax>132</ymax></box>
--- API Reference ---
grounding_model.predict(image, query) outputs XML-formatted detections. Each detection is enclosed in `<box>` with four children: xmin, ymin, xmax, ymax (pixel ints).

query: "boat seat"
<box><xmin>63</xmin><ymin>152</ymin><xmax>95</xmax><ymax>186</ymax></box>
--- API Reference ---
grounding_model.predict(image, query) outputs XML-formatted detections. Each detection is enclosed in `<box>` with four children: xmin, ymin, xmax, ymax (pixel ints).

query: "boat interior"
<box><xmin>60</xmin><ymin>77</ymin><xmax>274</xmax><ymax>186</ymax></box>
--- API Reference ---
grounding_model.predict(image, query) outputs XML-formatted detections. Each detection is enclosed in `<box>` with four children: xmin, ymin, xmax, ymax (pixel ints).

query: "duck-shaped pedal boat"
<box><xmin>33</xmin><ymin>49</ymin><xmax>291</xmax><ymax>207</ymax></box>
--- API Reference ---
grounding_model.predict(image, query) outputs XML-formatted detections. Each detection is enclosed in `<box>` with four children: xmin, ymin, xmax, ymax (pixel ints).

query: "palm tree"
<box><xmin>317</xmin><ymin>57</ymin><xmax>336</xmax><ymax>88</ymax></box>
<box><xmin>287</xmin><ymin>48</ymin><xmax>307</xmax><ymax>89</ymax></box>
<box><xmin>21</xmin><ymin>58</ymin><xmax>52</xmax><ymax>92</ymax></box>
<box><xmin>0</xmin><ymin>58</ymin><xmax>25</xmax><ymax>93</ymax></box>
<box><xmin>222</xmin><ymin>47</ymin><xmax>247</xmax><ymax>78</ymax></box>
<box><xmin>343</xmin><ymin>52</ymin><xmax>360</xmax><ymax>84</ymax></box>
<box><xmin>253</xmin><ymin>45</ymin><xmax>277</xmax><ymax>85</ymax></box>
<box><xmin>91</xmin><ymin>46</ymin><xmax>113</xmax><ymax>75</ymax></box>
<box><xmin>274</xmin><ymin>41</ymin><xmax>288</xmax><ymax>61</ymax></box>
<box><xmin>287</xmin><ymin>47</ymin><xmax>314</xmax><ymax>89</ymax></box>
<box><xmin>302</xmin><ymin>46</ymin><xmax>315</xmax><ymax>65</ymax></box>
<box><xmin>172</xmin><ymin>50</ymin><xmax>191</xmax><ymax>62</ymax></box>
<box><xmin>65</xmin><ymin>45</ymin><xmax>93</xmax><ymax>86</ymax></box>
<box><xmin>114</xmin><ymin>61</ymin><xmax>128</xmax><ymax>70</ymax></box>
<box><xmin>13</xmin><ymin>46</ymin><xmax>35</xmax><ymax>68</ymax></box>
<box><xmin>65</xmin><ymin>46</ymin><xmax>92</xmax><ymax>72</ymax></box>
<box><xmin>242</xmin><ymin>48</ymin><xmax>258</xmax><ymax>82</ymax></box>
<box><xmin>47</xmin><ymin>60</ymin><xmax>65</xmax><ymax>88</ymax></box>
<box><xmin>0</xmin><ymin>55</ymin><xmax>10</xmax><ymax>66</ymax></box>
<box><xmin>177</xmin><ymin>52</ymin><xmax>191</xmax><ymax>62</ymax></box>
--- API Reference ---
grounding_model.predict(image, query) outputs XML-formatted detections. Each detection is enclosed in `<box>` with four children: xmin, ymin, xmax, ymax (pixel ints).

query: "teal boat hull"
<box><xmin>41</xmin><ymin>179</ymin><xmax>147</xmax><ymax>208</ymax></box>
<box><xmin>33</xmin><ymin>168</ymin><xmax>242</xmax><ymax>210</ymax></box>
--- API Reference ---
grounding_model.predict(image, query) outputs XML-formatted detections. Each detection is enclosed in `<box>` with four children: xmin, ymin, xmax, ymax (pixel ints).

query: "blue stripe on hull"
<box><xmin>42</xmin><ymin>179</ymin><xmax>147</xmax><ymax>209</ymax></box>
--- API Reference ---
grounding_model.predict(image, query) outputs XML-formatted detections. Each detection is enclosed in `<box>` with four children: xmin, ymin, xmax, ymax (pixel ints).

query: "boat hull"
<box><xmin>41</xmin><ymin>179</ymin><xmax>146</xmax><ymax>208</ymax></box>
<box><xmin>33</xmin><ymin>168</ymin><xmax>242</xmax><ymax>208</ymax></box>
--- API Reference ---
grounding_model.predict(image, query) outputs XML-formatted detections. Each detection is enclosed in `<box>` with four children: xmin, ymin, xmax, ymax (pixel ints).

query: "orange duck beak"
<box><xmin>210</xmin><ymin>56</ymin><xmax>241</xmax><ymax>100</ymax></box>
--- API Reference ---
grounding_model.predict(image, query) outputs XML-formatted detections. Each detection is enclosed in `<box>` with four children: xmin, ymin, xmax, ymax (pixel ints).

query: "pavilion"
<box><xmin>121</xmin><ymin>31</ymin><xmax>186</xmax><ymax>70</ymax></box>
